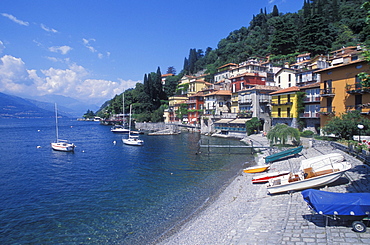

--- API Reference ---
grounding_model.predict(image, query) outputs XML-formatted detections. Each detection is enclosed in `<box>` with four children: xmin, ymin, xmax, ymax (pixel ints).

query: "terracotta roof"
<box><xmin>217</xmin><ymin>63</ymin><xmax>237</xmax><ymax>70</ymax></box>
<box><xmin>270</xmin><ymin>86</ymin><xmax>299</xmax><ymax>95</ymax></box>
<box><xmin>297</xmin><ymin>53</ymin><xmax>311</xmax><ymax>57</ymax></box>
<box><xmin>162</xmin><ymin>73</ymin><xmax>175</xmax><ymax>77</ymax></box>
<box><xmin>204</xmin><ymin>90</ymin><xmax>232</xmax><ymax>96</ymax></box>
<box><xmin>299</xmin><ymin>82</ymin><xmax>320</xmax><ymax>89</ymax></box>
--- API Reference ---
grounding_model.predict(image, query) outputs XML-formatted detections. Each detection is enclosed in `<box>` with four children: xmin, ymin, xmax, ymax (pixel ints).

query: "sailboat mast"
<box><xmin>128</xmin><ymin>104</ymin><xmax>132</xmax><ymax>137</ymax></box>
<box><xmin>122</xmin><ymin>93</ymin><xmax>125</xmax><ymax>125</ymax></box>
<box><xmin>54</xmin><ymin>103</ymin><xmax>59</xmax><ymax>142</ymax></box>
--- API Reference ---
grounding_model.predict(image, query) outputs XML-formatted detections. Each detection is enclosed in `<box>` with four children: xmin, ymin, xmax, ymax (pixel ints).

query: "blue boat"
<box><xmin>265</xmin><ymin>145</ymin><xmax>303</xmax><ymax>163</ymax></box>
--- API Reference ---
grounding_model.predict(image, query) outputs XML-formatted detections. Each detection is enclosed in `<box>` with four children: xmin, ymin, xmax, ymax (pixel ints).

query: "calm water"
<box><xmin>0</xmin><ymin>118</ymin><xmax>254</xmax><ymax>244</ymax></box>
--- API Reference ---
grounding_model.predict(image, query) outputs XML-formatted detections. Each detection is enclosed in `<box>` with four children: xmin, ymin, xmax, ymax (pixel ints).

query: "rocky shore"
<box><xmin>157</xmin><ymin>134</ymin><xmax>370</xmax><ymax>245</ymax></box>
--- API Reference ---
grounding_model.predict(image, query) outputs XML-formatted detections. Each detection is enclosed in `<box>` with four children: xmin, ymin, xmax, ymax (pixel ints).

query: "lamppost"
<box><xmin>358</xmin><ymin>124</ymin><xmax>364</xmax><ymax>142</ymax></box>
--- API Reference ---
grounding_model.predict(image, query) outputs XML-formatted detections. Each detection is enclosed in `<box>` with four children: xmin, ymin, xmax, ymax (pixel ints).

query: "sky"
<box><xmin>0</xmin><ymin>0</ymin><xmax>304</xmax><ymax>107</ymax></box>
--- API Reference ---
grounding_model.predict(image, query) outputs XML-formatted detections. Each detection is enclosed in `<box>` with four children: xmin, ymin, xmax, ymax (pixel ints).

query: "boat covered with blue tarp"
<box><xmin>302</xmin><ymin>189</ymin><xmax>370</xmax><ymax>216</ymax></box>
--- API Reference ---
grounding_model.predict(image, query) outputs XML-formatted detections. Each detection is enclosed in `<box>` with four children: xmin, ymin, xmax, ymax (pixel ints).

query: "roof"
<box><xmin>161</xmin><ymin>73</ymin><xmax>175</xmax><ymax>77</ymax></box>
<box><xmin>270</xmin><ymin>86</ymin><xmax>299</xmax><ymax>95</ymax></box>
<box><xmin>229</xmin><ymin>118</ymin><xmax>251</xmax><ymax>124</ymax></box>
<box><xmin>217</xmin><ymin>63</ymin><xmax>237</xmax><ymax>70</ymax></box>
<box><xmin>214</xmin><ymin>119</ymin><xmax>233</xmax><ymax>124</ymax></box>
<box><xmin>315</xmin><ymin>59</ymin><xmax>366</xmax><ymax>73</ymax></box>
<box><xmin>204</xmin><ymin>90</ymin><xmax>232</xmax><ymax>96</ymax></box>
<box><xmin>240</xmin><ymin>85</ymin><xmax>281</xmax><ymax>92</ymax></box>
<box><xmin>299</xmin><ymin>82</ymin><xmax>320</xmax><ymax>89</ymax></box>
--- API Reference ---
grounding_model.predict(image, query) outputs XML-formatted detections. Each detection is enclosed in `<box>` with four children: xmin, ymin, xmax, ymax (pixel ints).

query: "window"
<box><xmin>278</xmin><ymin>96</ymin><xmax>281</xmax><ymax>104</ymax></box>
<box><xmin>287</xmin><ymin>94</ymin><xmax>291</xmax><ymax>102</ymax></box>
<box><xmin>278</xmin><ymin>108</ymin><xmax>281</xmax><ymax>117</ymax></box>
<box><xmin>288</xmin><ymin>74</ymin><xmax>291</xmax><ymax>82</ymax></box>
<box><xmin>287</xmin><ymin>107</ymin><xmax>291</xmax><ymax>117</ymax></box>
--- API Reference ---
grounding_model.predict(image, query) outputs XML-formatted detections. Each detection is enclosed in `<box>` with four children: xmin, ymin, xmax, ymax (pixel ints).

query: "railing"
<box><xmin>301</xmin><ymin>112</ymin><xmax>320</xmax><ymax>118</ymax></box>
<box><xmin>346</xmin><ymin>84</ymin><xmax>370</xmax><ymax>94</ymax></box>
<box><xmin>331</xmin><ymin>142</ymin><xmax>370</xmax><ymax>165</ymax></box>
<box><xmin>270</xmin><ymin>101</ymin><xmax>293</xmax><ymax>106</ymax></box>
<box><xmin>319</xmin><ymin>106</ymin><xmax>335</xmax><ymax>116</ymax></box>
<box><xmin>320</xmin><ymin>88</ymin><xmax>335</xmax><ymax>96</ymax></box>
<box><xmin>346</xmin><ymin>105</ymin><xmax>370</xmax><ymax>114</ymax></box>
<box><xmin>303</xmin><ymin>96</ymin><xmax>320</xmax><ymax>102</ymax></box>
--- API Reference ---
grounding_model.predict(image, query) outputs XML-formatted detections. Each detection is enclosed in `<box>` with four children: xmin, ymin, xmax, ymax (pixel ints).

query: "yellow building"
<box><xmin>270</xmin><ymin>86</ymin><xmax>300</xmax><ymax>127</ymax></box>
<box><xmin>317</xmin><ymin>59</ymin><xmax>370</xmax><ymax>127</ymax></box>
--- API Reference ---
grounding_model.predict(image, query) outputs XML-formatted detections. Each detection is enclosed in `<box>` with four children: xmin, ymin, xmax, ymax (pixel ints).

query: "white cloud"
<box><xmin>0</xmin><ymin>55</ymin><xmax>139</xmax><ymax>104</ymax></box>
<box><xmin>82</xmin><ymin>38</ymin><xmax>97</xmax><ymax>53</ymax></box>
<box><xmin>48</xmin><ymin>45</ymin><xmax>72</xmax><ymax>55</ymax></box>
<box><xmin>40</xmin><ymin>23</ymin><xmax>58</xmax><ymax>33</ymax></box>
<box><xmin>0</xmin><ymin>55</ymin><xmax>35</xmax><ymax>94</ymax></box>
<box><xmin>1</xmin><ymin>13</ymin><xmax>29</xmax><ymax>26</ymax></box>
<box><xmin>0</xmin><ymin>41</ymin><xmax>5</xmax><ymax>53</ymax></box>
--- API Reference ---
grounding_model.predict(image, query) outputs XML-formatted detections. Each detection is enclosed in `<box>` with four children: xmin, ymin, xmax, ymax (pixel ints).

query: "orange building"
<box><xmin>317</xmin><ymin>59</ymin><xmax>370</xmax><ymax>128</ymax></box>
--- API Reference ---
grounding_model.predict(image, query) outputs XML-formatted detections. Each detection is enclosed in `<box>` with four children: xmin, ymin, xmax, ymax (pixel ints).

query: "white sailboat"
<box><xmin>122</xmin><ymin>105</ymin><xmax>144</xmax><ymax>146</ymax></box>
<box><xmin>51</xmin><ymin>103</ymin><xmax>75</xmax><ymax>152</ymax></box>
<box><xmin>111</xmin><ymin>93</ymin><xmax>129</xmax><ymax>133</ymax></box>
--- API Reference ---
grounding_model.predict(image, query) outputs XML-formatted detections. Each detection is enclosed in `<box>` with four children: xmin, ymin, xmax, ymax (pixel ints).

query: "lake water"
<box><xmin>0</xmin><ymin>118</ymin><xmax>254</xmax><ymax>244</ymax></box>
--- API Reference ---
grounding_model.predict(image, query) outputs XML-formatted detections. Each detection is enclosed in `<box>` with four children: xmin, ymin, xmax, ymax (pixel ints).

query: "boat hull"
<box><xmin>122</xmin><ymin>138</ymin><xmax>144</xmax><ymax>146</ymax></box>
<box><xmin>243</xmin><ymin>165</ymin><xmax>270</xmax><ymax>173</ymax></box>
<box><xmin>252</xmin><ymin>171</ymin><xmax>290</xmax><ymax>183</ymax></box>
<box><xmin>267</xmin><ymin>167</ymin><xmax>350</xmax><ymax>194</ymax></box>
<box><xmin>51</xmin><ymin>142</ymin><xmax>75</xmax><ymax>152</ymax></box>
<box><xmin>265</xmin><ymin>146</ymin><xmax>303</xmax><ymax>163</ymax></box>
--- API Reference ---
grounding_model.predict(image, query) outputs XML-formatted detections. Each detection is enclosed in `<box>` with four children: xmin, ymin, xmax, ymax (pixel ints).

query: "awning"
<box><xmin>214</xmin><ymin>119</ymin><xmax>233</xmax><ymax>124</ymax></box>
<box><xmin>229</xmin><ymin>118</ymin><xmax>252</xmax><ymax>124</ymax></box>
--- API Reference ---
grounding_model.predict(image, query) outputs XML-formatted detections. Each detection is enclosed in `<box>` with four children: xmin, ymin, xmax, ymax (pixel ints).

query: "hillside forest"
<box><xmin>90</xmin><ymin>0</ymin><xmax>370</xmax><ymax>122</ymax></box>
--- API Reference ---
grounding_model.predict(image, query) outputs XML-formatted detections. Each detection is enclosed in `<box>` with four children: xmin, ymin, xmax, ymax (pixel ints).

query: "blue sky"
<box><xmin>0</xmin><ymin>0</ymin><xmax>304</xmax><ymax>106</ymax></box>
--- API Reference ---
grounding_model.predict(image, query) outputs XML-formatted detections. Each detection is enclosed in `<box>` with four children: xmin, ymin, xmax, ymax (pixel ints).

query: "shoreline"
<box><xmin>157</xmin><ymin>135</ymin><xmax>370</xmax><ymax>244</ymax></box>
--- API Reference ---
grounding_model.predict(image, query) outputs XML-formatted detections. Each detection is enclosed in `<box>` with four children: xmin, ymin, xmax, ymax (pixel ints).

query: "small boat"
<box><xmin>252</xmin><ymin>170</ymin><xmax>290</xmax><ymax>183</ymax></box>
<box><xmin>300</xmin><ymin>152</ymin><xmax>344</xmax><ymax>171</ymax></box>
<box><xmin>122</xmin><ymin>105</ymin><xmax>144</xmax><ymax>146</ymax></box>
<box><xmin>243</xmin><ymin>165</ymin><xmax>270</xmax><ymax>173</ymax></box>
<box><xmin>51</xmin><ymin>103</ymin><xmax>75</xmax><ymax>152</ymax></box>
<box><xmin>267</xmin><ymin>160</ymin><xmax>351</xmax><ymax>194</ymax></box>
<box><xmin>110</xmin><ymin>125</ymin><xmax>129</xmax><ymax>133</ymax></box>
<box><xmin>265</xmin><ymin>145</ymin><xmax>303</xmax><ymax>163</ymax></box>
<box><xmin>302</xmin><ymin>189</ymin><xmax>370</xmax><ymax>232</ymax></box>
<box><xmin>111</xmin><ymin>93</ymin><xmax>129</xmax><ymax>133</ymax></box>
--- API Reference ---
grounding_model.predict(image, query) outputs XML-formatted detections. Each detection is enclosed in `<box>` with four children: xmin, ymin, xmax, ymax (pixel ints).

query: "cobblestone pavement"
<box><xmin>228</xmin><ymin>135</ymin><xmax>370</xmax><ymax>245</ymax></box>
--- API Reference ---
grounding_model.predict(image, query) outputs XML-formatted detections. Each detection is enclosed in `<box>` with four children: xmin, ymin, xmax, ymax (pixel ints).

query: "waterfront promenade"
<box><xmin>158</xmin><ymin>135</ymin><xmax>370</xmax><ymax>245</ymax></box>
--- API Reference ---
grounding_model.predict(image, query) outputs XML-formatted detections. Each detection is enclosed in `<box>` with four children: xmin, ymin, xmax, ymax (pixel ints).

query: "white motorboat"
<box><xmin>122</xmin><ymin>105</ymin><xmax>144</xmax><ymax>146</ymax></box>
<box><xmin>267</xmin><ymin>155</ymin><xmax>351</xmax><ymax>194</ymax></box>
<box><xmin>51</xmin><ymin>103</ymin><xmax>75</xmax><ymax>152</ymax></box>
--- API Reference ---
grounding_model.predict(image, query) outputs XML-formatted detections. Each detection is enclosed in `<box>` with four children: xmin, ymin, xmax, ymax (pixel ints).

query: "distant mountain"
<box><xmin>28</xmin><ymin>94</ymin><xmax>99</xmax><ymax>117</ymax></box>
<box><xmin>0</xmin><ymin>92</ymin><xmax>93</xmax><ymax>118</ymax></box>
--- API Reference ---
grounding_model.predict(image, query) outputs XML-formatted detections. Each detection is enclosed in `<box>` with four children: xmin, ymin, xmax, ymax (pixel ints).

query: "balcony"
<box><xmin>303</xmin><ymin>96</ymin><xmax>320</xmax><ymax>103</ymax></box>
<box><xmin>238</xmin><ymin>99</ymin><xmax>252</xmax><ymax>104</ymax></box>
<box><xmin>270</xmin><ymin>101</ymin><xmax>293</xmax><ymax>106</ymax></box>
<box><xmin>346</xmin><ymin>84</ymin><xmax>370</xmax><ymax>94</ymax></box>
<box><xmin>301</xmin><ymin>112</ymin><xmax>320</xmax><ymax>118</ymax></box>
<box><xmin>346</xmin><ymin>105</ymin><xmax>370</xmax><ymax>114</ymax></box>
<box><xmin>319</xmin><ymin>106</ymin><xmax>335</xmax><ymax>116</ymax></box>
<box><xmin>320</xmin><ymin>88</ymin><xmax>335</xmax><ymax>97</ymax></box>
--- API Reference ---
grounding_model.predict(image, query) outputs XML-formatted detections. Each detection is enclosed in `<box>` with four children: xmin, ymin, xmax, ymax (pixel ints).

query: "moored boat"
<box><xmin>243</xmin><ymin>165</ymin><xmax>270</xmax><ymax>173</ymax></box>
<box><xmin>265</xmin><ymin>145</ymin><xmax>303</xmax><ymax>163</ymax></box>
<box><xmin>252</xmin><ymin>170</ymin><xmax>290</xmax><ymax>183</ymax></box>
<box><xmin>267</xmin><ymin>160</ymin><xmax>351</xmax><ymax>194</ymax></box>
<box><xmin>51</xmin><ymin>103</ymin><xmax>75</xmax><ymax>152</ymax></box>
<box><xmin>122</xmin><ymin>104</ymin><xmax>144</xmax><ymax>146</ymax></box>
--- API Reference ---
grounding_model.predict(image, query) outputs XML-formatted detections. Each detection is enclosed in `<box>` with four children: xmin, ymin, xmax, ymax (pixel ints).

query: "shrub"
<box><xmin>301</xmin><ymin>130</ymin><xmax>314</xmax><ymax>137</ymax></box>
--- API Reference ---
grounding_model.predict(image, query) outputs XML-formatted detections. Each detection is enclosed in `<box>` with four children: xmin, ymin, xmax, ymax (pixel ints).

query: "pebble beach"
<box><xmin>157</xmin><ymin>134</ymin><xmax>370</xmax><ymax>245</ymax></box>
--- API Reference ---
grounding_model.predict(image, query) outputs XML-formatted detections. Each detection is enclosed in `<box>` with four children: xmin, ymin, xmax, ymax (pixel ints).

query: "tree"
<box><xmin>166</xmin><ymin>66</ymin><xmax>176</xmax><ymax>75</ymax></box>
<box><xmin>267</xmin><ymin>124</ymin><xmax>301</xmax><ymax>146</ymax></box>
<box><xmin>246</xmin><ymin>117</ymin><xmax>262</xmax><ymax>135</ymax></box>
<box><xmin>83</xmin><ymin>109</ymin><xmax>95</xmax><ymax>119</ymax></box>
<box><xmin>322</xmin><ymin>111</ymin><xmax>370</xmax><ymax>140</ymax></box>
